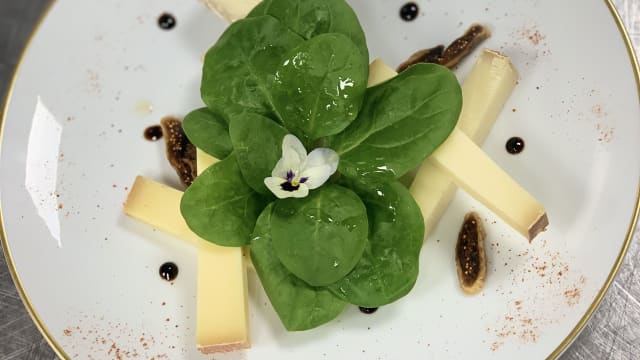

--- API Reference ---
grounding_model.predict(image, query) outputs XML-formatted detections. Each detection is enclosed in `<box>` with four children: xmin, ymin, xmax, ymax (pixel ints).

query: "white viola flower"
<box><xmin>264</xmin><ymin>134</ymin><xmax>339</xmax><ymax>199</ymax></box>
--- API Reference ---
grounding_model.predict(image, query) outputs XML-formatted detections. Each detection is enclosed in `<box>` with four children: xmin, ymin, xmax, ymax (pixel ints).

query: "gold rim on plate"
<box><xmin>0</xmin><ymin>3</ymin><xmax>69</xmax><ymax>359</ymax></box>
<box><xmin>0</xmin><ymin>1</ymin><xmax>638</xmax><ymax>359</ymax></box>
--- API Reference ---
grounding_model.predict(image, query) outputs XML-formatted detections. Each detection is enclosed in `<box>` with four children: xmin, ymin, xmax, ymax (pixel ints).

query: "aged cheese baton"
<box><xmin>193</xmin><ymin>150</ymin><xmax>251</xmax><ymax>354</ymax></box>
<box><xmin>202</xmin><ymin>0</ymin><xmax>261</xmax><ymax>22</ymax></box>
<box><xmin>196</xmin><ymin>148</ymin><xmax>219</xmax><ymax>172</ymax></box>
<box><xmin>124</xmin><ymin>176</ymin><xmax>250</xmax><ymax>353</ymax></box>
<box><xmin>368</xmin><ymin>59</ymin><xmax>400</xmax><ymax>87</ymax></box>
<box><xmin>125</xmin><ymin>177</ymin><xmax>200</xmax><ymax>246</ymax></box>
<box><xmin>410</xmin><ymin>50</ymin><xmax>524</xmax><ymax>236</ymax></box>
<box><xmin>372</xmin><ymin>53</ymin><xmax>547</xmax><ymax>241</ymax></box>
<box><xmin>429</xmin><ymin>128</ymin><xmax>548</xmax><ymax>240</ymax></box>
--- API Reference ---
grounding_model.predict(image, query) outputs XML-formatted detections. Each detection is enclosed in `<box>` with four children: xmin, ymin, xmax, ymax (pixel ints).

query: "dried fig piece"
<box><xmin>397</xmin><ymin>23</ymin><xmax>490</xmax><ymax>72</ymax></box>
<box><xmin>160</xmin><ymin>116</ymin><xmax>197</xmax><ymax>187</ymax></box>
<box><xmin>455</xmin><ymin>212</ymin><xmax>487</xmax><ymax>295</ymax></box>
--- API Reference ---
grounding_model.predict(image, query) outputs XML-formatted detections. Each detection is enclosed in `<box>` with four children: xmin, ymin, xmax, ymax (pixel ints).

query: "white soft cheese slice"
<box><xmin>123</xmin><ymin>176</ymin><xmax>250</xmax><ymax>353</ymax></box>
<box><xmin>370</xmin><ymin>53</ymin><xmax>546</xmax><ymax>240</ymax></box>
<box><xmin>202</xmin><ymin>0</ymin><xmax>261</xmax><ymax>22</ymax></box>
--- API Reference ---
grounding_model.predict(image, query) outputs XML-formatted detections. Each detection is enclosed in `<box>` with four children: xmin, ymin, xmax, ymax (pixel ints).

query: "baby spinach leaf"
<box><xmin>270</xmin><ymin>184</ymin><xmax>368</xmax><ymax>286</ymax></box>
<box><xmin>229</xmin><ymin>112</ymin><xmax>288</xmax><ymax>194</ymax></box>
<box><xmin>271</xmin><ymin>33</ymin><xmax>368</xmax><ymax>144</ymax></box>
<box><xmin>248</xmin><ymin>0</ymin><xmax>368</xmax><ymax>58</ymax></box>
<box><xmin>251</xmin><ymin>204</ymin><xmax>347</xmax><ymax>331</ymax></box>
<box><xmin>201</xmin><ymin>15</ymin><xmax>303</xmax><ymax>122</ymax></box>
<box><xmin>328</xmin><ymin>182</ymin><xmax>424</xmax><ymax>307</ymax></box>
<box><xmin>329</xmin><ymin>64</ymin><xmax>462</xmax><ymax>185</ymax></box>
<box><xmin>180</xmin><ymin>153</ymin><xmax>268</xmax><ymax>247</ymax></box>
<box><xmin>183</xmin><ymin>107</ymin><xmax>232</xmax><ymax>159</ymax></box>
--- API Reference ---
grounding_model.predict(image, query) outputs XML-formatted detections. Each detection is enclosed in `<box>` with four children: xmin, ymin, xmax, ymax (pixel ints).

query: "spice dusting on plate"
<box><xmin>564</xmin><ymin>276</ymin><xmax>586</xmax><ymax>306</ymax></box>
<box><xmin>487</xmin><ymin>242</ymin><xmax>588</xmax><ymax>352</ymax></box>
<box><xmin>61</xmin><ymin>317</ymin><xmax>174</xmax><ymax>359</ymax></box>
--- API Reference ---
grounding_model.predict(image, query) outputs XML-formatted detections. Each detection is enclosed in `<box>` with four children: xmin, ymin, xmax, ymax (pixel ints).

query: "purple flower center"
<box><xmin>280</xmin><ymin>181</ymin><xmax>300</xmax><ymax>192</ymax></box>
<box><xmin>280</xmin><ymin>170</ymin><xmax>308</xmax><ymax>192</ymax></box>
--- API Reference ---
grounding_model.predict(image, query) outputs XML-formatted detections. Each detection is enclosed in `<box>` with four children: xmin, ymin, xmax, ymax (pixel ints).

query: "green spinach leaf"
<box><xmin>251</xmin><ymin>204</ymin><xmax>347</xmax><ymax>331</ymax></box>
<box><xmin>328</xmin><ymin>182</ymin><xmax>424</xmax><ymax>307</ymax></box>
<box><xmin>201</xmin><ymin>15</ymin><xmax>303</xmax><ymax>122</ymax></box>
<box><xmin>183</xmin><ymin>107</ymin><xmax>232</xmax><ymax>159</ymax></box>
<box><xmin>329</xmin><ymin>63</ymin><xmax>462</xmax><ymax>185</ymax></box>
<box><xmin>270</xmin><ymin>184</ymin><xmax>368</xmax><ymax>286</ymax></box>
<box><xmin>229</xmin><ymin>112</ymin><xmax>288</xmax><ymax>194</ymax></box>
<box><xmin>180</xmin><ymin>153</ymin><xmax>268</xmax><ymax>246</ymax></box>
<box><xmin>271</xmin><ymin>33</ymin><xmax>368</xmax><ymax>144</ymax></box>
<box><xmin>248</xmin><ymin>0</ymin><xmax>368</xmax><ymax>58</ymax></box>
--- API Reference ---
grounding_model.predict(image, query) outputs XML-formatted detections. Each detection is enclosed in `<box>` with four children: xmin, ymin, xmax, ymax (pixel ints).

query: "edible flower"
<box><xmin>264</xmin><ymin>134</ymin><xmax>339</xmax><ymax>199</ymax></box>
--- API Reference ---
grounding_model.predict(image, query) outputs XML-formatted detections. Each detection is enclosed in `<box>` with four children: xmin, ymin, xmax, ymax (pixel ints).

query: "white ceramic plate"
<box><xmin>1</xmin><ymin>0</ymin><xmax>639</xmax><ymax>359</ymax></box>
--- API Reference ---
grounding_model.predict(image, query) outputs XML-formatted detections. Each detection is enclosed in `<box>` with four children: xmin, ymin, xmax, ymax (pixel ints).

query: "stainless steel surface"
<box><xmin>0</xmin><ymin>0</ymin><xmax>639</xmax><ymax>359</ymax></box>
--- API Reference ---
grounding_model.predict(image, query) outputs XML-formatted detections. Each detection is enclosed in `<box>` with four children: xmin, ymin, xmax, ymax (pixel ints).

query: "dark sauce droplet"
<box><xmin>158</xmin><ymin>13</ymin><xmax>177</xmax><ymax>30</ymax></box>
<box><xmin>144</xmin><ymin>125</ymin><xmax>163</xmax><ymax>141</ymax></box>
<box><xmin>159</xmin><ymin>262</ymin><xmax>179</xmax><ymax>281</ymax></box>
<box><xmin>359</xmin><ymin>307</ymin><xmax>378</xmax><ymax>314</ymax></box>
<box><xmin>506</xmin><ymin>137</ymin><xmax>525</xmax><ymax>154</ymax></box>
<box><xmin>400</xmin><ymin>2</ymin><xmax>419</xmax><ymax>21</ymax></box>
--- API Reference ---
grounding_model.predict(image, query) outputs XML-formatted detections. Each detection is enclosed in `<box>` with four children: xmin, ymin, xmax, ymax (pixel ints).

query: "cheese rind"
<box><xmin>123</xmin><ymin>176</ymin><xmax>250</xmax><ymax>353</ymax></box>
<box><xmin>202</xmin><ymin>0</ymin><xmax>261</xmax><ymax>22</ymax></box>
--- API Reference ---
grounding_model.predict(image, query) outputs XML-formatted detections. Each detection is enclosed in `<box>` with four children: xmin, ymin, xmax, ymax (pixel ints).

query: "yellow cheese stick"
<box><xmin>124</xmin><ymin>176</ymin><xmax>250</xmax><ymax>353</ymax></box>
<box><xmin>202</xmin><ymin>0</ymin><xmax>261</xmax><ymax>22</ymax></box>
<box><xmin>372</xmin><ymin>53</ymin><xmax>546</xmax><ymax>240</ymax></box>
<box><xmin>368</xmin><ymin>59</ymin><xmax>399</xmax><ymax>87</ymax></box>
<box><xmin>194</xmin><ymin>150</ymin><xmax>251</xmax><ymax>354</ymax></box>
<box><xmin>197</xmin><ymin>149</ymin><xmax>254</xmax><ymax>270</ymax></box>
<box><xmin>124</xmin><ymin>177</ymin><xmax>199</xmax><ymax>246</ymax></box>
<box><xmin>197</xmin><ymin>241</ymin><xmax>250</xmax><ymax>353</ymax></box>
<box><xmin>410</xmin><ymin>49</ymin><xmax>522</xmax><ymax>235</ymax></box>
<box><xmin>196</xmin><ymin>148</ymin><xmax>219</xmax><ymax>171</ymax></box>
<box><xmin>429</xmin><ymin>129</ymin><xmax>548</xmax><ymax>240</ymax></box>
<box><xmin>457</xmin><ymin>49</ymin><xmax>519</xmax><ymax>143</ymax></box>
